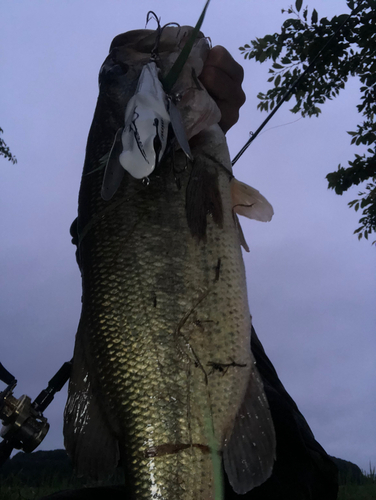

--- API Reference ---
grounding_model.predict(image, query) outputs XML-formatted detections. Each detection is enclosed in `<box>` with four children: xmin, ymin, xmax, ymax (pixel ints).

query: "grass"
<box><xmin>338</xmin><ymin>465</ymin><xmax>376</xmax><ymax>500</ymax></box>
<box><xmin>2</xmin><ymin>476</ymin><xmax>376</xmax><ymax>500</ymax></box>
<box><xmin>0</xmin><ymin>475</ymin><xmax>125</xmax><ymax>500</ymax></box>
<box><xmin>0</xmin><ymin>467</ymin><xmax>122</xmax><ymax>500</ymax></box>
<box><xmin>1</xmin><ymin>462</ymin><xmax>375</xmax><ymax>499</ymax></box>
<box><xmin>0</xmin><ymin>474</ymin><xmax>77</xmax><ymax>499</ymax></box>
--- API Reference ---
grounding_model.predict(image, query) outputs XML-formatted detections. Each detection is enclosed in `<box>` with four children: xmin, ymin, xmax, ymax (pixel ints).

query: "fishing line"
<box><xmin>231</xmin><ymin>0</ymin><xmax>366</xmax><ymax>166</ymax></box>
<box><xmin>256</xmin><ymin>116</ymin><xmax>303</xmax><ymax>138</ymax></box>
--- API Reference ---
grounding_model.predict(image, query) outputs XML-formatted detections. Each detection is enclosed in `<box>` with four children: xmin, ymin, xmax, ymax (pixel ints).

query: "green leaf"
<box><xmin>258</xmin><ymin>52</ymin><xmax>268</xmax><ymax>62</ymax></box>
<box><xmin>275</xmin><ymin>74</ymin><xmax>281</xmax><ymax>87</ymax></box>
<box><xmin>337</xmin><ymin>14</ymin><xmax>349</xmax><ymax>25</ymax></box>
<box><xmin>290</xmin><ymin>103</ymin><xmax>301</xmax><ymax>113</ymax></box>
<box><xmin>295</xmin><ymin>0</ymin><xmax>303</xmax><ymax>13</ymax></box>
<box><xmin>311</xmin><ymin>9</ymin><xmax>318</xmax><ymax>24</ymax></box>
<box><xmin>0</xmin><ymin>127</ymin><xmax>17</xmax><ymax>165</ymax></box>
<box><xmin>162</xmin><ymin>0</ymin><xmax>211</xmax><ymax>93</ymax></box>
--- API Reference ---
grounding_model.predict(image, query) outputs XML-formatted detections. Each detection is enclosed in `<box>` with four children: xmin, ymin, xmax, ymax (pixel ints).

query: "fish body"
<box><xmin>64</xmin><ymin>26</ymin><xmax>275</xmax><ymax>500</ymax></box>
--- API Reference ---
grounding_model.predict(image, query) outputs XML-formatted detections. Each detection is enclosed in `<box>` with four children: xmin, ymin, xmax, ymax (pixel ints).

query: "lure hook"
<box><xmin>146</xmin><ymin>11</ymin><xmax>162</xmax><ymax>60</ymax></box>
<box><xmin>146</xmin><ymin>13</ymin><xmax>181</xmax><ymax>63</ymax></box>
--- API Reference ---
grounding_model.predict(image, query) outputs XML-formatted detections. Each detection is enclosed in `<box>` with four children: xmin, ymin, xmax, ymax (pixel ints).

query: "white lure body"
<box><xmin>119</xmin><ymin>61</ymin><xmax>170</xmax><ymax>179</ymax></box>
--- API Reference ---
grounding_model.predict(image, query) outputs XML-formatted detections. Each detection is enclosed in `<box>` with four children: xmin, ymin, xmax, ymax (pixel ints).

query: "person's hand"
<box><xmin>199</xmin><ymin>45</ymin><xmax>246</xmax><ymax>133</ymax></box>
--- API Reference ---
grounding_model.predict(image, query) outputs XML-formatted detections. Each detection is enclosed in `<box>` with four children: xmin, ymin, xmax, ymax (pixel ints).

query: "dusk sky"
<box><xmin>1</xmin><ymin>0</ymin><xmax>375</xmax><ymax>473</ymax></box>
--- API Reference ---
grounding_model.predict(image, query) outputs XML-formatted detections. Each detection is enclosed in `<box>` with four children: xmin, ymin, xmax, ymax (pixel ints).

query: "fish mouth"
<box><xmin>144</xmin><ymin>443</ymin><xmax>211</xmax><ymax>458</ymax></box>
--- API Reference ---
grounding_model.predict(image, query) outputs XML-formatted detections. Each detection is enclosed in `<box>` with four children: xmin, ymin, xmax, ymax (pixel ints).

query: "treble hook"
<box><xmin>145</xmin><ymin>12</ymin><xmax>181</xmax><ymax>62</ymax></box>
<box><xmin>146</xmin><ymin>11</ymin><xmax>162</xmax><ymax>61</ymax></box>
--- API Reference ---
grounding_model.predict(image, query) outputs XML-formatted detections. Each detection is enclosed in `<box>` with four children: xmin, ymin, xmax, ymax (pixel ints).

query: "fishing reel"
<box><xmin>0</xmin><ymin>360</ymin><xmax>72</xmax><ymax>466</ymax></box>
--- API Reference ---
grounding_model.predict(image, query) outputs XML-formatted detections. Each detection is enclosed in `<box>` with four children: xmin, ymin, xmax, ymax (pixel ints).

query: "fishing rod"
<box><xmin>0</xmin><ymin>360</ymin><xmax>72</xmax><ymax>466</ymax></box>
<box><xmin>231</xmin><ymin>0</ymin><xmax>366</xmax><ymax>166</ymax></box>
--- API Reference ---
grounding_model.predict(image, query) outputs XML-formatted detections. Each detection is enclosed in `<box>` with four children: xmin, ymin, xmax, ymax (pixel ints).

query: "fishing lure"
<box><xmin>119</xmin><ymin>61</ymin><xmax>170</xmax><ymax>179</ymax></box>
<box><xmin>101</xmin><ymin>59</ymin><xmax>193</xmax><ymax>201</ymax></box>
<box><xmin>102</xmin><ymin>61</ymin><xmax>168</xmax><ymax>200</ymax></box>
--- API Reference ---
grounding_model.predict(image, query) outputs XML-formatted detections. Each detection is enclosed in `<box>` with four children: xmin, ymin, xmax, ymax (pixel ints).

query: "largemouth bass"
<box><xmin>64</xmin><ymin>26</ymin><xmax>275</xmax><ymax>500</ymax></box>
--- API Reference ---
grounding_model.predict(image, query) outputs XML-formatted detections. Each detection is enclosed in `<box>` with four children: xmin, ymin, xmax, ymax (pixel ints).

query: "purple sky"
<box><xmin>1</xmin><ymin>0</ymin><xmax>375</xmax><ymax>472</ymax></box>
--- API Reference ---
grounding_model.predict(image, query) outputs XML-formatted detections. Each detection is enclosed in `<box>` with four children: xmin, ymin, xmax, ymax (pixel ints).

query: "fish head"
<box><xmin>99</xmin><ymin>25</ymin><xmax>223</xmax><ymax>198</ymax></box>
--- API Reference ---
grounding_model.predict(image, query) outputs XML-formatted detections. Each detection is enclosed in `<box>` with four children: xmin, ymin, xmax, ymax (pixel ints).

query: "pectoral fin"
<box><xmin>233</xmin><ymin>213</ymin><xmax>250</xmax><ymax>252</ymax></box>
<box><xmin>186</xmin><ymin>155</ymin><xmax>223</xmax><ymax>241</ymax></box>
<box><xmin>223</xmin><ymin>361</ymin><xmax>276</xmax><ymax>493</ymax></box>
<box><xmin>64</xmin><ymin>328</ymin><xmax>120</xmax><ymax>479</ymax></box>
<box><xmin>231</xmin><ymin>178</ymin><xmax>274</xmax><ymax>222</ymax></box>
<box><xmin>101</xmin><ymin>128</ymin><xmax>125</xmax><ymax>201</ymax></box>
<box><xmin>169</xmin><ymin>99</ymin><xmax>193</xmax><ymax>160</ymax></box>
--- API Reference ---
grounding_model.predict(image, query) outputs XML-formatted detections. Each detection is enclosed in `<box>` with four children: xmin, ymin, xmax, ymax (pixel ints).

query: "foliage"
<box><xmin>0</xmin><ymin>450</ymin><xmax>124</xmax><ymax>499</ymax></box>
<box><xmin>338</xmin><ymin>464</ymin><xmax>376</xmax><ymax>499</ymax></box>
<box><xmin>1</xmin><ymin>459</ymin><xmax>375</xmax><ymax>500</ymax></box>
<box><xmin>338</xmin><ymin>483</ymin><xmax>376</xmax><ymax>500</ymax></box>
<box><xmin>240</xmin><ymin>0</ymin><xmax>376</xmax><ymax>242</ymax></box>
<box><xmin>0</xmin><ymin>451</ymin><xmax>374</xmax><ymax>499</ymax></box>
<box><xmin>0</xmin><ymin>128</ymin><xmax>17</xmax><ymax>164</ymax></box>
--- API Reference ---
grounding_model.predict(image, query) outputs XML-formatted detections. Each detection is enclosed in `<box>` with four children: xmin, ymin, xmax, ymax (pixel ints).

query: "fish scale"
<box><xmin>64</xmin><ymin>26</ymin><xmax>275</xmax><ymax>500</ymax></box>
<box><xmin>89</xmin><ymin>154</ymin><xmax>249</xmax><ymax>499</ymax></box>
